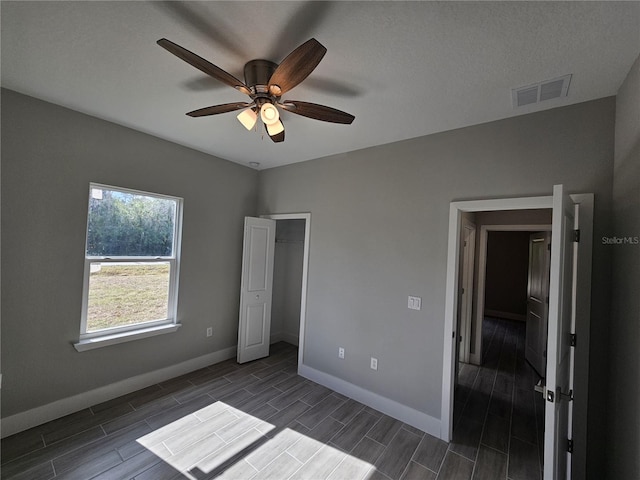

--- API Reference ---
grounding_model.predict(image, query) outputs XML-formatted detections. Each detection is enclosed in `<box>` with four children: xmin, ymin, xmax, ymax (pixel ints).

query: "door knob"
<box><xmin>534</xmin><ymin>380</ymin><xmax>554</xmax><ymax>402</ymax></box>
<box><xmin>535</xmin><ymin>381</ymin><xmax>573</xmax><ymax>403</ymax></box>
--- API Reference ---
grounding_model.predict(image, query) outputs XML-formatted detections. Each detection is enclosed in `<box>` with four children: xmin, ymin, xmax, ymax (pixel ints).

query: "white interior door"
<box><xmin>544</xmin><ymin>185</ymin><xmax>577</xmax><ymax>480</ymax></box>
<box><xmin>237</xmin><ymin>217</ymin><xmax>276</xmax><ymax>364</ymax></box>
<box><xmin>525</xmin><ymin>231</ymin><xmax>551</xmax><ymax>377</ymax></box>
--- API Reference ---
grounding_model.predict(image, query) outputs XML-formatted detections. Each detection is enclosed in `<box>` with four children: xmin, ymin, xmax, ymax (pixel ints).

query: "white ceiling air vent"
<box><xmin>512</xmin><ymin>74</ymin><xmax>572</xmax><ymax>108</ymax></box>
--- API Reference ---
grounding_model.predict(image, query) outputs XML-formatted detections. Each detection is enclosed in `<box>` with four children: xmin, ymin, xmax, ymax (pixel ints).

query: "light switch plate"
<box><xmin>408</xmin><ymin>296</ymin><xmax>422</xmax><ymax>310</ymax></box>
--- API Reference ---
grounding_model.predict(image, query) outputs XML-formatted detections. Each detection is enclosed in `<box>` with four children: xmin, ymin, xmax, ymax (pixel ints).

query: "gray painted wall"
<box><xmin>608</xmin><ymin>54</ymin><xmax>640</xmax><ymax>479</ymax></box>
<box><xmin>1</xmin><ymin>89</ymin><xmax>258</xmax><ymax>417</ymax></box>
<box><xmin>258</xmin><ymin>98</ymin><xmax>615</xmax><ymax>477</ymax></box>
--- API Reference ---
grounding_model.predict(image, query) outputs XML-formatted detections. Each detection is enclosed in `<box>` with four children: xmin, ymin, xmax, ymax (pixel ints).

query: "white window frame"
<box><xmin>75</xmin><ymin>183</ymin><xmax>183</xmax><ymax>351</ymax></box>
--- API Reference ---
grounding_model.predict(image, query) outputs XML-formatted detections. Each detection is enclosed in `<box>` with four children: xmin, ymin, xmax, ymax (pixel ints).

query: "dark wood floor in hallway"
<box><xmin>453</xmin><ymin>316</ymin><xmax>545</xmax><ymax>480</ymax></box>
<box><xmin>2</xmin><ymin>321</ymin><xmax>543</xmax><ymax>480</ymax></box>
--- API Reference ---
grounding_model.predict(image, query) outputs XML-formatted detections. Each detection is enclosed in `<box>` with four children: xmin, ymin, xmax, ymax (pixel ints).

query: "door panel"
<box><xmin>526</xmin><ymin>232</ymin><xmax>551</xmax><ymax>377</ymax></box>
<box><xmin>247</xmin><ymin>227</ymin><xmax>270</xmax><ymax>291</ymax></box>
<box><xmin>544</xmin><ymin>185</ymin><xmax>577</xmax><ymax>480</ymax></box>
<box><xmin>237</xmin><ymin>217</ymin><xmax>276</xmax><ymax>364</ymax></box>
<box><xmin>245</xmin><ymin>304</ymin><xmax>267</xmax><ymax>347</ymax></box>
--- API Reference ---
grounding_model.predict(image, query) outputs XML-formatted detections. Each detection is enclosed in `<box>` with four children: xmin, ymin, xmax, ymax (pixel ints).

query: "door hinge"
<box><xmin>570</xmin><ymin>333</ymin><xmax>577</xmax><ymax>347</ymax></box>
<box><xmin>459</xmin><ymin>335</ymin><xmax>463</xmax><ymax>343</ymax></box>
<box><xmin>559</xmin><ymin>389</ymin><xmax>574</xmax><ymax>402</ymax></box>
<box><xmin>573</xmin><ymin>229</ymin><xmax>580</xmax><ymax>243</ymax></box>
<box><xmin>567</xmin><ymin>439</ymin><xmax>574</xmax><ymax>453</ymax></box>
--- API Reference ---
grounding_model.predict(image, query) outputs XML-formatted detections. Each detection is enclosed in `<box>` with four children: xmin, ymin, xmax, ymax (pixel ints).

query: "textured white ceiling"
<box><xmin>2</xmin><ymin>1</ymin><xmax>639</xmax><ymax>170</ymax></box>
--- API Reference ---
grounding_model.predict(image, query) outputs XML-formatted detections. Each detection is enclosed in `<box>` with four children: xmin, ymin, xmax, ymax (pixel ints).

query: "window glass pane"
<box><xmin>87</xmin><ymin>262</ymin><xmax>170</xmax><ymax>332</ymax></box>
<box><xmin>87</xmin><ymin>187</ymin><xmax>176</xmax><ymax>257</ymax></box>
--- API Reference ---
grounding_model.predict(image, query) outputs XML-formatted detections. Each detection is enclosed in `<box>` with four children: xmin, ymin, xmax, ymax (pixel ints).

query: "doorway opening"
<box><xmin>261</xmin><ymin>213</ymin><xmax>311</xmax><ymax>369</ymax></box>
<box><xmin>472</xmin><ymin>221</ymin><xmax>552</xmax><ymax>367</ymax></box>
<box><xmin>441</xmin><ymin>190</ymin><xmax>593</xmax><ymax>480</ymax></box>
<box><xmin>453</xmin><ymin>214</ymin><xmax>552</xmax><ymax>476</ymax></box>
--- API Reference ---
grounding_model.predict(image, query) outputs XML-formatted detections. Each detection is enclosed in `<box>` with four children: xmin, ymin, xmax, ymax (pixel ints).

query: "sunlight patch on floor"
<box><xmin>136</xmin><ymin>401</ymin><xmax>376</xmax><ymax>479</ymax></box>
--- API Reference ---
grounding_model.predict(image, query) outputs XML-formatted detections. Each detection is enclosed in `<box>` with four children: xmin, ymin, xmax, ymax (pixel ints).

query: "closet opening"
<box><xmin>262</xmin><ymin>213</ymin><xmax>311</xmax><ymax>368</ymax></box>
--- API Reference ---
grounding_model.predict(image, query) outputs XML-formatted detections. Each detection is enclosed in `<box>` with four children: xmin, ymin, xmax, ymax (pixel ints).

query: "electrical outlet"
<box><xmin>338</xmin><ymin>347</ymin><xmax>345</xmax><ymax>359</ymax></box>
<box><xmin>408</xmin><ymin>296</ymin><xmax>422</xmax><ymax>310</ymax></box>
<box><xmin>206</xmin><ymin>327</ymin><xmax>213</xmax><ymax>337</ymax></box>
<box><xmin>370</xmin><ymin>357</ymin><xmax>378</xmax><ymax>371</ymax></box>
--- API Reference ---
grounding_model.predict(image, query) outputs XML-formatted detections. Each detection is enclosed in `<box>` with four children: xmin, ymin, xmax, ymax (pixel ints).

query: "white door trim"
<box><xmin>564</xmin><ymin>194</ymin><xmax>592</xmax><ymax>480</ymax></box>
<box><xmin>260</xmin><ymin>213</ymin><xmax>311</xmax><ymax>370</ymax></box>
<box><xmin>471</xmin><ymin>223</ymin><xmax>552</xmax><ymax>365</ymax></box>
<box><xmin>459</xmin><ymin>219</ymin><xmax>476</xmax><ymax>364</ymax></box>
<box><xmin>441</xmin><ymin>191</ymin><xmax>593</xmax><ymax>479</ymax></box>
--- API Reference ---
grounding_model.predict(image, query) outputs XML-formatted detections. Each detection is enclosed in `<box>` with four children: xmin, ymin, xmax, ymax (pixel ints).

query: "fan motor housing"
<box><xmin>244</xmin><ymin>59</ymin><xmax>278</xmax><ymax>91</ymax></box>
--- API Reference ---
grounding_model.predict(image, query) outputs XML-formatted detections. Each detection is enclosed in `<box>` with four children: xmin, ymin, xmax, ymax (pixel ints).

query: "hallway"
<box><xmin>452</xmin><ymin>317</ymin><xmax>544</xmax><ymax>480</ymax></box>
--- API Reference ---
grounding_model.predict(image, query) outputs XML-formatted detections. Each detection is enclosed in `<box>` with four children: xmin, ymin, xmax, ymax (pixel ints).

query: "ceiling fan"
<box><xmin>157</xmin><ymin>37</ymin><xmax>355</xmax><ymax>143</ymax></box>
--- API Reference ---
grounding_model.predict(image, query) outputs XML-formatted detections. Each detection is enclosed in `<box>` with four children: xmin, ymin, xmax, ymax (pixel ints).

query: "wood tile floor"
<box><xmin>2</xmin><ymin>322</ymin><xmax>543</xmax><ymax>480</ymax></box>
<box><xmin>452</xmin><ymin>317</ymin><xmax>545</xmax><ymax>480</ymax></box>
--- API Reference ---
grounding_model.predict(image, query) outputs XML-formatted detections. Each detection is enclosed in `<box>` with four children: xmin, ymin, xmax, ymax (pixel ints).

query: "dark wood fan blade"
<box><xmin>280</xmin><ymin>101</ymin><xmax>354</xmax><ymax>124</ymax></box>
<box><xmin>269</xmin><ymin>131</ymin><xmax>285</xmax><ymax>142</ymax></box>
<box><xmin>269</xmin><ymin>121</ymin><xmax>285</xmax><ymax>143</ymax></box>
<box><xmin>157</xmin><ymin>38</ymin><xmax>251</xmax><ymax>95</ymax></box>
<box><xmin>268</xmin><ymin>38</ymin><xmax>327</xmax><ymax>96</ymax></box>
<box><xmin>186</xmin><ymin>102</ymin><xmax>251</xmax><ymax>117</ymax></box>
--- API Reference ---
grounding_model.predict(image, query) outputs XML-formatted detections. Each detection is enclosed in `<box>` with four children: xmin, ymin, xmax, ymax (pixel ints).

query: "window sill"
<box><xmin>73</xmin><ymin>323</ymin><xmax>181</xmax><ymax>352</ymax></box>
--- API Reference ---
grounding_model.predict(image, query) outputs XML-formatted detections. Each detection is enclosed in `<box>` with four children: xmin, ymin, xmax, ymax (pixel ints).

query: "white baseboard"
<box><xmin>485</xmin><ymin>309</ymin><xmax>526</xmax><ymax>322</ymax></box>
<box><xmin>270</xmin><ymin>331</ymin><xmax>284</xmax><ymax>344</ymax></box>
<box><xmin>1</xmin><ymin>345</ymin><xmax>237</xmax><ymax>438</ymax></box>
<box><xmin>298</xmin><ymin>364</ymin><xmax>441</xmax><ymax>439</ymax></box>
<box><xmin>3</xmin><ymin>349</ymin><xmax>439</xmax><ymax>442</ymax></box>
<box><xmin>270</xmin><ymin>331</ymin><xmax>299</xmax><ymax>346</ymax></box>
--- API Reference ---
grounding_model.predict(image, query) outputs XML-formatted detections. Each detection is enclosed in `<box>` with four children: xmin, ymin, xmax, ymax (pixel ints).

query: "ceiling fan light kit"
<box><xmin>260</xmin><ymin>103</ymin><xmax>280</xmax><ymax>125</ymax></box>
<box><xmin>157</xmin><ymin>37</ymin><xmax>355</xmax><ymax>143</ymax></box>
<box><xmin>266</xmin><ymin>119</ymin><xmax>285</xmax><ymax>137</ymax></box>
<box><xmin>237</xmin><ymin>108</ymin><xmax>258</xmax><ymax>131</ymax></box>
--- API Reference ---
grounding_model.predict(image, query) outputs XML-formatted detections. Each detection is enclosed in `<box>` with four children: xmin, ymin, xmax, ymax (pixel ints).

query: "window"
<box><xmin>77</xmin><ymin>184</ymin><xmax>183</xmax><ymax>349</ymax></box>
